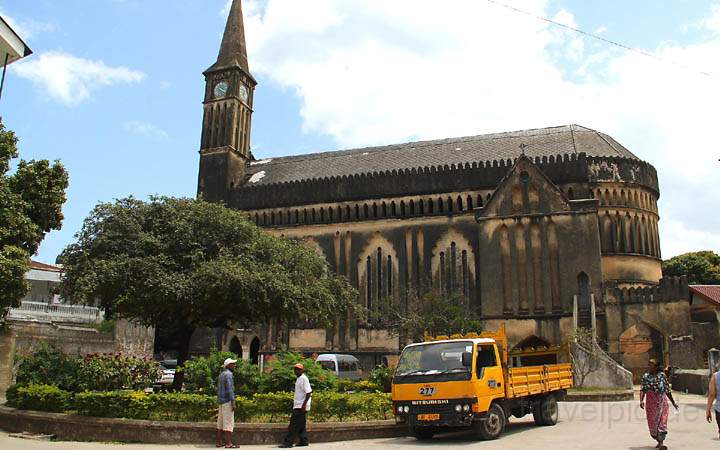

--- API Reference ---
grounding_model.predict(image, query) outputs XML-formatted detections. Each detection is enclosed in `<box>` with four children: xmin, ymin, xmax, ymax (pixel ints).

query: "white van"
<box><xmin>316</xmin><ymin>354</ymin><xmax>363</xmax><ymax>380</ymax></box>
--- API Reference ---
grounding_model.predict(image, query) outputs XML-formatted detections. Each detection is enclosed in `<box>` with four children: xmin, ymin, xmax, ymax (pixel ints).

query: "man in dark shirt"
<box><xmin>217</xmin><ymin>358</ymin><xmax>237</xmax><ymax>448</ymax></box>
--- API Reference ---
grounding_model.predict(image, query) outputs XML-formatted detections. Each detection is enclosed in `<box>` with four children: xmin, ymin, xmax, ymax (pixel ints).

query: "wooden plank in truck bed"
<box><xmin>506</xmin><ymin>363</ymin><xmax>573</xmax><ymax>398</ymax></box>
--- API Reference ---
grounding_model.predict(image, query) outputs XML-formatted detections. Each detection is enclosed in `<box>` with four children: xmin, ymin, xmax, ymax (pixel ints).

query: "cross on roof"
<box><xmin>519</xmin><ymin>143</ymin><xmax>529</xmax><ymax>156</ymax></box>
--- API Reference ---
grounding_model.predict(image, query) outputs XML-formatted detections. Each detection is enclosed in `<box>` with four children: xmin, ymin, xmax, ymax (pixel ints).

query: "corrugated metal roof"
<box><xmin>244</xmin><ymin>124</ymin><xmax>639</xmax><ymax>187</ymax></box>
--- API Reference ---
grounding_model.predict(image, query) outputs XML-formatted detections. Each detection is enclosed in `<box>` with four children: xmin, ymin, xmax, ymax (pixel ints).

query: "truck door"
<box><xmin>476</xmin><ymin>345</ymin><xmax>504</xmax><ymax>401</ymax></box>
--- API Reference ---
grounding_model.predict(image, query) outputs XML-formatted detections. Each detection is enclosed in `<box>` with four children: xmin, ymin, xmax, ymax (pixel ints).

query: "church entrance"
<box><xmin>250</xmin><ymin>337</ymin><xmax>261</xmax><ymax>365</ymax></box>
<box><xmin>229</xmin><ymin>336</ymin><xmax>242</xmax><ymax>359</ymax></box>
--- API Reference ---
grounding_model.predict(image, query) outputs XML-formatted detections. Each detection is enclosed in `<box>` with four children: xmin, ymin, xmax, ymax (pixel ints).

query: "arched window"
<box><xmin>409</xmin><ymin>200</ymin><xmax>415</xmax><ymax>215</ymax></box>
<box><xmin>391</xmin><ymin>202</ymin><xmax>397</xmax><ymax>216</ymax></box>
<box><xmin>437</xmin><ymin>198</ymin><xmax>444</xmax><ymax>213</ymax></box>
<box><xmin>419</xmin><ymin>199</ymin><xmax>425</xmax><ymax>215</ymax></box>
<box><xmin>457</xmin><ymin>196</ymin><xmax>463</xmax><ymax>211</ymax></box>
<box><xmin>319</xmin><ymin>208</ymin><xmax>325</xmax><ymax>222</ymax></box>
<box><xmin>382</xmin><ymin>202</ymin><xmax>387</xmax><ymax>217</ymax></box>
<box><xmin>467</xmin><ymin>195</ymin><xmax>473</xmax><ymax>210</ymax></box>
<box><xmin>373</xmin><ymin>203</ymin><xmax>378</xmax><ymax>218</ymax></box>
<box><xmin>400</xmin><ymin>201</ymin><xmax>406</xmax><ymax>216</ymax></box>
<box><xmin>366</xmin><ymin>256</ymin><xmax>373</xmax><ymax>310</ymax></box>
<box><xmin>363</xmin><ymin>204</ymin><xmax>369</xmax><ymax>218</ymax></box>
<box><xmin>428</xmin><ymin>199</ymin><xmax>434</xmax><ymax>214</ymax></box>
<box><xmin>387</xmin><ymin>255</ymin><xmax>393</xmax><ymax>297</ymax></box>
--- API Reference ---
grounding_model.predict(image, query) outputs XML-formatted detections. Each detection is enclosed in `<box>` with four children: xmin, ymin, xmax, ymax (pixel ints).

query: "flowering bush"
<box><xmin>15</xmin><ymin>346</ymin><xmax>160</xmax><ymax>392</ymax></box>
<box><xmin>76</xmin><ymin>353</ymin><xmax>160</xmax><ymax>391</ymax></box>
<box><xmin>15</xmin><ymin>343</ymin><xmax>81</xmax><ymax>392</ymax></box>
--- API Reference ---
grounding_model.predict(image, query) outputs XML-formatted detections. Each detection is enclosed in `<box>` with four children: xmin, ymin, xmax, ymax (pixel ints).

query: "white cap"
<box><xmin>223</xmin><ymin>358</ymin><xmax>237</xmax><ymax>367</ymax></box>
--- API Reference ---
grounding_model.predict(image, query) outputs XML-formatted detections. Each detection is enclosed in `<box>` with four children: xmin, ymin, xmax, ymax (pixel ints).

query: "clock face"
<box><xmin>239</xmin><ymin>84</ymin><xmax>249</xmax><ymax>102</ymax></box>
<box><xmin>213</xmin><ymin>81</ymin><xmax>229</xmax><ymax>99</ymax></box>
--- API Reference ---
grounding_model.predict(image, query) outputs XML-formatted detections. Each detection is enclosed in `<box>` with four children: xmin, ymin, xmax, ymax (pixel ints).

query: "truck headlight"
<box><xmin>397</xmin><ymin>406</ymin><xmax>403</xmax><ymax>414</ymax></box>
<box><xmin>463</xmin><ymin>404</ymin><xmax>470</xmax><ymax>412</ymax></box>
<box><xmin>454</xmin><ymin>404</ymin><xmax>462</xmax><ymax>413</ymax></box>
<box><xmin>403</xmin><ymin>406</ymin><xmax>410</xmax><ymax>414</ymax></box>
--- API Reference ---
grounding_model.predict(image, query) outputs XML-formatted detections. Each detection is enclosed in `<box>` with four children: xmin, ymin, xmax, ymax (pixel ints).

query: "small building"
<box><xmin>689</xmin><ymin>285</ymin><xmax>720</xmax><ymax>323</ymax></box>
<box><xmin>22</xmin><ymin>261</ymin><xmax>63</xmax><ymax>304</ymax></box>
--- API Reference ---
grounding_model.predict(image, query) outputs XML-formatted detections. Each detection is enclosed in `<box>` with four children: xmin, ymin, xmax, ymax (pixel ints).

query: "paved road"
<box><xmin>1</xmin><ymin>393</ymin><xmax>717</xmax><ymax>450</ymax></box>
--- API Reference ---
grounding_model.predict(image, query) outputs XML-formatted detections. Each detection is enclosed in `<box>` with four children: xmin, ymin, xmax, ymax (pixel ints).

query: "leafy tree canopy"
<box><xmin>376</xmin><ymin>291</ymin><xmax>483</xmax><ymax>343</ymax></box>
<box><xmin>662</xmin><ymin>251</ymin><xmax>720</xmax><ymax>285</ymax></box>
<box><xmin>59</xmin><ymin>197</ymin><xmax>359</xmax><ymax>387</ymax></box>
<box><xmin>0</xmin><ymin>120</ymin><xmax>68</xmax><ymax>317</ymax></box>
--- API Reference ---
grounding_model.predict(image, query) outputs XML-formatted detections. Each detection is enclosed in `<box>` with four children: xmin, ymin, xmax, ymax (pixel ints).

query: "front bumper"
<box><xmin>394</xmin><ymin>398</ymin><xmax>478</xmax><ymax>428</ymax></box>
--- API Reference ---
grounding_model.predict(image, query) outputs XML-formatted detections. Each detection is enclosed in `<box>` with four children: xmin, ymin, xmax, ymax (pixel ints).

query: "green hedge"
<box><xmin>5</xmin><ymin>384</ymin><xmax>71</xmax><ymax>413</ymax></box>
<box><xmin>7</xmin><ymin>384</ymin><xmax>392</xmax><ymax>423</ymax></box>
<box><xmin>75</xmin><ymin>391</ymin><xmax>217</xmax><ymax>422</ymax></box>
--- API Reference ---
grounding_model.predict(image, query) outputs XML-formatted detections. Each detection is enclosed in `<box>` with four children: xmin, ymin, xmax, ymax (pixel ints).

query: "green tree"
<box><xmin>662</xmin><ymin>251</ymin><xmax>720</xmax><ymax>285</ymax></box>
<box><xmin>379</xmin><ymin>291</ymin><xmax>483</xmax><ymax>343</ymax></box>
<box><xmin>59</xmin><ymin>196</ymin><xmax>359</xmax><ymax>389</ymax></box>
<box><xmin>0</xmin><ymin>120</ymin><xmax>68</xmax><ymax>318</ymax></box>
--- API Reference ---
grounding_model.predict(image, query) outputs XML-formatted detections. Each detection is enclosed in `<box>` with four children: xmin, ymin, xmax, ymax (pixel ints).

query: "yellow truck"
<box><xmin>391</xmin><ymin>326</ymin><xmax>573</xmax><ymax>440</ymax></box>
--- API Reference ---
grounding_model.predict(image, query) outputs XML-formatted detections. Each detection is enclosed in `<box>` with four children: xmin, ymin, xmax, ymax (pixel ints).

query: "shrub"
<box><xmin>369</xmin><ymin>365</ymin><xmax>394</xmax><ymax>393</ymax></box>
<box><xmin>180</xmin><ymin>351</ymin><xmax>261</xmax><ymax>397</ymax></box>
<box><xmin>253</xmin><ymin>392</ymin><xmax>293</xmax><ymax>422</ymax></box>
<box><xmin>261</xmin><ymin>352</ymin><xmax>336</xmax><ymax>393</ymax></box>
<box><xmin>15</xmin><ymin>343</ymin><xmax>81</xmax><ymax>392</ymax></box>
<box><xmin>15</xmin><ymin>345</ymin><xmax>160</xmax><ymax>392</ymax></box>
<box><xmin>76</xmin><ymin>353</ymin><xmax>160</xmax><ymax>391</ymax></box>
<box><xmin>75</xmin><ymin>391</ymin><xmax>217</xmax><ymax>422</ymax></box>
<box><xmin>4</xmin><ymin>383</ymin><xmax>22</xmax><ymax>406</ymax></box>
<box><xmin>6</xmin><ymin>384</ymin><xmax>71</xmax><ymax>413</ymax></box>
<box><xmin>335</xmin><ymin>379</ymin><xmax>382</xmax><ymax>393</ymax></box>
<box><xmin>354</xmin><ymin>392</ymin><xmax>393</xmax><ymax>421</ymax></box>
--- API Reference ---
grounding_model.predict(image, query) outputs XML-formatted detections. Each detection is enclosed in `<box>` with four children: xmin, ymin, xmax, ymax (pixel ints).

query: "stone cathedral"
<box><xmin>195</xmin><ymin>0</ymin><xmax>712</xmax><ymax>379</ymax></box>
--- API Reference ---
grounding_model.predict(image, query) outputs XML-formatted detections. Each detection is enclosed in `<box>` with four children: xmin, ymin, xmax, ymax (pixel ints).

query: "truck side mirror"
<box><xmin>461</xmin><ymin>352</ymin><xmax>473</xmax><ymax>367</ymax></box>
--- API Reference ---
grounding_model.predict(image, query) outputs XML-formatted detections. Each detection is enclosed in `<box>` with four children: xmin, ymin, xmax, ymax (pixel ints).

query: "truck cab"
<box><xmin>391</xmin><ymin>327</ymin><xmax>572</xmax><ymax>440</ymax></box>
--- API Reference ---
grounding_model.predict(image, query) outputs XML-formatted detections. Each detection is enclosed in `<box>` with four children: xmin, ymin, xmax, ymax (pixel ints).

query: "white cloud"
<box><xmin>702</xmin><ymin>3</ymin><xmax>720</xmax><ymax>33</ymax></box>
<box><xmin>13</xmin><ymin>51</ymin><xmax>145</xmax><ymax>106</ymax></box>
<box><xmin>242</xmin><ymin>0</ymin><xmax>720</xmax><ymax>257</ymax></box>
<box><xmin>0</xmin><ymin>8</ymin><xmax>56</xmax><ymax>40</ymax></box>
<box><xmin>123</xmin><ymin>121</ymin><xmax>169</xmax><ymax>141</ymax></box>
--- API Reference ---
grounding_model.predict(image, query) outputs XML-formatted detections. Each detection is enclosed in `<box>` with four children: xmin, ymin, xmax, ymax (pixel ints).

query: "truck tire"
<box><xmin>412</xmin><ymin>426</ymin><xmax>435</xmax><ymax>440</ymax></box>
<box><xmin>533</xmin><ymin>395</ymin><xmax>559</xmax><ymax>426</ymax></box>
<box><xmin>476</xmin><ymin>403</ymin><xmax>506</xmax><ymax>440</ymax></box>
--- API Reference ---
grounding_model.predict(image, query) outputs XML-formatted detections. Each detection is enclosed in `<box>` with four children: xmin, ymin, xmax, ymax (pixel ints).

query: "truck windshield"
<box><xmin>394</xmin><ymin>341</ymin><xmax>473</xmax><ymax>384</ymax></box>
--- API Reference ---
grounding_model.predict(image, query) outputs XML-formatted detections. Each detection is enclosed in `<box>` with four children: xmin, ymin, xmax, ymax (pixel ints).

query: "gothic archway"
<box><xmin>250</xmin><ymin>337</ymin><xmax>261</xmax><ymax>365</ymax></box>
<box><xmin>229</xmin><ymin>336</ymin><xmax>243</xmax><ymax>359</ymax></box>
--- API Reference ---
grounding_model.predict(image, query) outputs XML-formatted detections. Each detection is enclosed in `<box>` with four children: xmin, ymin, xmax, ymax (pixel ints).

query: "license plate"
<box><xmin>417</xmin><ymin>414</ymin><xmax>440</xmax><ymax>421</ymax></box>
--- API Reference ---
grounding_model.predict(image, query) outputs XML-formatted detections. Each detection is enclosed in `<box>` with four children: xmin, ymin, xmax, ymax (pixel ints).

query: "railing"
<box><xmin>7</xmin><ymin>301</ymin><xmax>103</xmax><ymax>323</ymax></box>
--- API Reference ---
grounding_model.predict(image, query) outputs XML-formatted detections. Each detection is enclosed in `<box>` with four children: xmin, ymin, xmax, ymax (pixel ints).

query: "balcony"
<box><xmin>7</xmin><ymin>301</ymin><xmax>103</xmax><ymax>324</ymax></box>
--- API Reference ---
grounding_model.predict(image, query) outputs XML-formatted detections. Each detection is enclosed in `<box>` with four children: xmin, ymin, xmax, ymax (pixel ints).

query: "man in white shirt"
<box><xmin>280</xmin><ymin>363</ymin><xmax>312</xmax><ymax>448</ymax></box>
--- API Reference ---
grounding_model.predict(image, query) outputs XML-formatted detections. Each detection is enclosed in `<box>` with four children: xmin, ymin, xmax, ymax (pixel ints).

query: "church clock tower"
<box><xmin>198</xmin><ymin>0</ymin><xmax>257</xmax><ymax>203</ymax></box>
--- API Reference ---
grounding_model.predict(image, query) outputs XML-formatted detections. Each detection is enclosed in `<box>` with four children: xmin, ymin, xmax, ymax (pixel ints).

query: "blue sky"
<box><xmin>1</xmin><ymin>0</ymin><xmax>719</xmax><ymax>263</ymax></box>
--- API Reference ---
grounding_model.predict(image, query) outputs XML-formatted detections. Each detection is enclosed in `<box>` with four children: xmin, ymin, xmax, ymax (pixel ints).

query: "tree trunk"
<box><xmin>172</xmin><ymin>327</ymin><xmax>195</xmax><ymax>391</ymax></box>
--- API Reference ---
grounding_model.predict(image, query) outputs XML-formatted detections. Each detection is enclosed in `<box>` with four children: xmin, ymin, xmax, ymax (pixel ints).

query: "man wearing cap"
<box><xmin>280</xmin><ymin>363</ymin><xmax>312</xmax><ymax>448</ymax></box>
<box><xmin>217</xmin><ymin>358</ymin><xmax>238</xmax><ymax>448</ymax></box>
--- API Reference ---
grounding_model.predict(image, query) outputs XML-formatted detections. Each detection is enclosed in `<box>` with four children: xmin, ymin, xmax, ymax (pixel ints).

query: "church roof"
<box><xmin>207</xmin><ymin>0</ymin><xmax>252</xmax><ymax>75</ymax></box>
<box><xmin>243</xmin><ymin>124</ymin><xmax>640</xmax><ymax>187</ymax></box>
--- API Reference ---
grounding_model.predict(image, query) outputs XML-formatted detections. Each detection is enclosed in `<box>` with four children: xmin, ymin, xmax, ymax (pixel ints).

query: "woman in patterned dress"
<box><xmin>640</xmin><ymin>359</ymin><xmax>678</xmax><ymax>450</ymax></box>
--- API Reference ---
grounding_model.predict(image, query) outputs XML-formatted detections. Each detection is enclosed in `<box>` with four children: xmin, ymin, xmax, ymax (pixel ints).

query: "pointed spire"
<box><xmin>208</xmin><ymin>0</ymin><xmax>250</xmax><ymax>73</ymax></box>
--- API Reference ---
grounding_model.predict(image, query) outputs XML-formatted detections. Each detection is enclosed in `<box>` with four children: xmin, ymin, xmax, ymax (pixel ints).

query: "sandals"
<box><xmin>225</xmin><ymin>445</ymin><xmax>240</xmax><ymax>449</ymax></box>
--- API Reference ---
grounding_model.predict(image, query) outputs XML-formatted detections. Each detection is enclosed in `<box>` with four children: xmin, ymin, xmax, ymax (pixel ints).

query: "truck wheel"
<box><xmin>412</xmin><ymin>426</ymin><xmax>435</xmax><ymax>440</ymax></box>
<box><xmin>533</xmin><ymin>395</ymin><xmax>559</xmax><ymax>426</ymax></box>
<box><xmin>476</xmin><ymin>403</ymin><xmax>506</xmax><ymax>440</ymax></box>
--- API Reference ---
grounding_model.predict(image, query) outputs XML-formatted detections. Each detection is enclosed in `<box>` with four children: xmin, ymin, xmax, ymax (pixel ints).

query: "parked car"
<box><xmin>316</xmin><ymin>354</ymin><xmax>363</xmax><ymax>380</ymax></box>
<box><xmin>154</xmin><ymin>359</ymin><xmax>177</xmax><ymax>390</ymax></box>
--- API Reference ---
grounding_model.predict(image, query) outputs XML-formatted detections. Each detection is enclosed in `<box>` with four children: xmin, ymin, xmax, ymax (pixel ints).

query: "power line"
<box><xmin>485</xmin><ymin>0</ymin><xmax>717</xmax><ymax>79</ymax></box>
